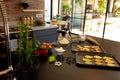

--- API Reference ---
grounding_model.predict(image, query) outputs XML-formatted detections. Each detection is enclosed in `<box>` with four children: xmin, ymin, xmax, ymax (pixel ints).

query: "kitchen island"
<box><xmin>0</xmin><ymin>23</ymin><xmax>58</xmax><ymax>50</ymax></box>
<box><xmin>0</xmin><ymin>24</ymin><xmax>58</xmax><ymax>71</ymax></box>
<box><xmin>31</xmin><ymin>24</ymin><xmax>58</xmax><ymax>42</ymax></box>
<box><xmin>38</xmin><ymin>36</ymin><xmax>120</xmax><ymax>80</ymax></box>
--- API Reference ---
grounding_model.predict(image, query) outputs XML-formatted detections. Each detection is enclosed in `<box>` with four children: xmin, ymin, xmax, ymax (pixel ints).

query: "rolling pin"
<box><xmin>86</xmin><ymin>36</ymin><xmax>100</xmax><ymax>46</ymax></box>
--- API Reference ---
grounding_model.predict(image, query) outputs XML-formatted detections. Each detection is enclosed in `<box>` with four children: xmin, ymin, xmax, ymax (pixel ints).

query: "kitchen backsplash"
<box><xmin>0</xmin><ymin>0</ymin><xmax>44</xmax><ymax>26</ymax></box>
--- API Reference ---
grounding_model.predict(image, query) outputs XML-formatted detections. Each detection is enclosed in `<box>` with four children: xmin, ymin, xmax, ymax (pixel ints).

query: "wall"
<box><xmin>44</xmin><ymin>0</ymin><xmax>51</xmax><ymax>21</ymax></box>
<box><xmin>52</xmin><ymin>0</ymin><xmax>58</xmax><ymax>16</ymax></box>
<box><xmin>0</xmin><ymin>0</ymin><xmax>44</xmax><ymax>26</ymax></box>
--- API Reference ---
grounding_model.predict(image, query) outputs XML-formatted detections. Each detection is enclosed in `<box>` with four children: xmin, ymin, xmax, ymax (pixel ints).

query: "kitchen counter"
<box><xmin>38</xmin><ymin>36</ymin><xmax>120</xmax><ymax>80</ymax></box>
<box><xmin>0</xmin><ymin>24</ymin><xmax>58</xmax><ymax>37</ymax></box>
<box><xmin>0</xmin><ymin>24</ymin><xmax>57</xmax><ymax>34</ymax></box>
<box><xmin>0</xmin><ymin>24</ymin><xmax>58</xmax><ymax>51</ymax></box>
<box><xmin>31</xmin><ymin>24</ymin><xmax>57</xmax><ymax>31</ymax></box>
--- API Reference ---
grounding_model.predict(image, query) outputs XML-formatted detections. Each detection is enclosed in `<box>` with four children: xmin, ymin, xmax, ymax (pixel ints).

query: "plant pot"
<box><xmin>15</xmin><ymin>64</ymin><xmax>39</xmax><ymax>80</ymax></box>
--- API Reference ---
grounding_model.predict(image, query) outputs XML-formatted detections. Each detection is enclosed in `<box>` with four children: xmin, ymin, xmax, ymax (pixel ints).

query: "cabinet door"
<box><xmin>33</xmin><ymin>28</ymin><xmax>58</xmax><ymax>42</ymax></box>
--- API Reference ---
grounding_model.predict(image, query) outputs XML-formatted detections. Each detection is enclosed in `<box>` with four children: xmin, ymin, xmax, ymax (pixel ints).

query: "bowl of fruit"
<box><xmin>40</xmin><ymin>42</ymin><xmax>52</xmax><ymax>49</ymax></box>
<box><xmin>39</xmin><ymin>42</ymin><xmax>52</xmax><ymax>56</ymax></box>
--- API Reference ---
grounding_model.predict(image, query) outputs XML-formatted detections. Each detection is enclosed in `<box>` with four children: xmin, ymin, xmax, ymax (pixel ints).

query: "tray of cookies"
<box><xmin>75</xmin><ymin>53</ymin><xmax>120</xmax><ymax>70</ymax></box>
<box><xmin>72</xmin><ymin>43</ymin><xmax>105</xmax><ymax>53</ymax></box>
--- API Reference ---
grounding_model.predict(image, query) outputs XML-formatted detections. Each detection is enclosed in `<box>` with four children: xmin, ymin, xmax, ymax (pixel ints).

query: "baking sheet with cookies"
<box><xmin>75</xmin><ymin>53</ymin><xmax>120</xmax><ymax>70</ymax></box>
<box><xmin>72</xmin><ymin>43</ymin><xmax>106</xmax><ymax>53</ymax></box>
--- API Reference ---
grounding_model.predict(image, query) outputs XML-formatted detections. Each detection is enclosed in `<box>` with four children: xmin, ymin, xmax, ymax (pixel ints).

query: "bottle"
<box><xmin>30</xmin><ymin>16</ymin><xmax>33</xmax><ymax>26</ymax></box>
<box><xmin>22</xmin><ymin>16</ymin><xmax>27</xmax><ymax>25</ymax></box>
<box><xmin>26</xmin><ymin>16</ymin><xmax>30</xmax><ymax>25</ymax></box>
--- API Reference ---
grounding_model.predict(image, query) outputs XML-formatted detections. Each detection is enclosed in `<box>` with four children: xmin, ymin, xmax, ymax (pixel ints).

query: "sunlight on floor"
<box><xmin>72</xmin><ymin>17</ymin><xmax>120</xmax><ymax>42</ymax></box>
<box><xmin>71</xmin><ymin>29</ymin><xmax>83</xmax><ymax>35</ymax></box>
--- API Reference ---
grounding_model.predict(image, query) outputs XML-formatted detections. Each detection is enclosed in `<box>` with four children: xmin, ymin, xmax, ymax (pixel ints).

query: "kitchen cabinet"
<box><xmin>0</xmin><ymin>24</ymin><xmax>58</xmax><ymax>52</ymax></box>
<box><xmin>0</xmin><ymin>36</ymin><xmax>8</xmax><ymax>71</ymax></box>
<box><xmin>32</xmin><ymin>26</ymin><xmax>58</xmax><ymax>43</ymax></box>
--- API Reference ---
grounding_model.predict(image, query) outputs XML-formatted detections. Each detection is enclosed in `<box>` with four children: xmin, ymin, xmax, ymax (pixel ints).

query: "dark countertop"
<box><xmin>38</xmin><ymin>36</ymin><xmax>120</xmax><ymax>80</ymax></box>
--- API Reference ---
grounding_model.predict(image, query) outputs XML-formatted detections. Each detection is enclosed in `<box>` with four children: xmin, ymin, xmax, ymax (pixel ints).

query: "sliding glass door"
<box><xmin>104</xmin><ymin>0</ymin><xmax>120</xmax><ymax>42</ymax></box>
<box><xmin>84</xmin><ymin>0</ymin><xmax>107</xmax><ymax>38</ymax></box>
<box><xmin>45</xmin><ymin>0</ymin><xmax>59</xmax><ymax>21</ymax></box>
<box><xmin>46</xmin><ymin>0</ymin><xmax>120</xmax><ymax>42</ymax></box>
<box><xmin>71</xmin><ymin>0</ymin><xmax>85</xmax><ymax>35</ymax></box>
<box><xmin>60</xmin><ymin>0</ymin><xmax>85</xmax><ymax>35</ymax></box>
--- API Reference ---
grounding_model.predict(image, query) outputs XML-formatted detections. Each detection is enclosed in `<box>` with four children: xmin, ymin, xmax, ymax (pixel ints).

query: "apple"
<box><xmin>49</xmin><ymin>56</ymin><xmax>56</xmax><ymax>63</ymax></box>
<box><xmin>39</xmin><ymin>49</ymin><xmax>48</xmax><ymax>56</ymax></box>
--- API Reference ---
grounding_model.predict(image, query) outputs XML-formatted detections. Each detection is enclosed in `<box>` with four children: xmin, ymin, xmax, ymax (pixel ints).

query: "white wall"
<box><xmin>45</xmin><ymin>0</ymin><xmax>59</xmax><ymax>21</ymax></box>
<box><xmin>52</xmin><ymin>0</ymin><xmax>59</xmax><ymax>17</ymax></box>
<box><xmin>44</xmin><ymin>0</ymin><xmax>51</xmax><ymax>21</ymax></box>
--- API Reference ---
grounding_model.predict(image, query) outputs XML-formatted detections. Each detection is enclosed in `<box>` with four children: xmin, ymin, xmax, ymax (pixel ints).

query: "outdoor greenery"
<box><xmin>74</xmin><ymin>0</ymin><xmax>83</xmax><ymax>6</ymax></box>
<box><xmin>97</xmin><ymin>0</ymin><xmax>107</xmax><ymax>15</ymax></box>
<box><xmin>61</xmin><ymin>0</ymin><xmax>83</xmax><ymax>15</ymax></box>
<box><xmin>62</xmin><ymin>0</ymin><xmax>71</xmax><ymax>14</ymax></box>
<box><xmin>113</xmin><ymin>0</ymin><xmax>120</xmax><ymax>17</ymax></box>
<box><xmin>61</xmin><ymin>0</ymin><xmax>120</xmax><ymax>17</ymax></box>
<box><xmin>35</xmin><ymin>19</ymin><xmax>45</xmax><ymax>26</ymax></box>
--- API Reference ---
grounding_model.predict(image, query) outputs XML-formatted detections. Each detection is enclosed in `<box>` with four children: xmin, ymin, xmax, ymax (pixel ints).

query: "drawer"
<box><xmin>36</xmin><ymin>34</ymin><xmax>58</xmax><ymax>43</ymax></box>
<box><xmin>33</xmin><ymin>28</ymin><xmax>57</xmax><ymax>36</ymax></box>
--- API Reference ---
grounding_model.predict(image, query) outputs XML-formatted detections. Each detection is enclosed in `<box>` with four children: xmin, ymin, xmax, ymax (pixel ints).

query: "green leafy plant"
<box><xmin>15</xmin><ymin>21</ymin><xmax>40</xmax><ymax>71</ymax></box>
<box><xmin>35</xmin><ymin>19</ymin><xmax>45</xmax><ymax>26</ymax></box>
<box><xmin>62</xmin><ymin>0</ymin><xmax>71</xmax><ymax>14</ymax></box>
<box><xmin>97</xmin><ymin>0</ymin><xmax>107</xmax><ymax>15</ymax></box>
<box><xmin>113</xmin><ymin>0</ymin><xmax>120</xmax><ymax>18</ymax></box>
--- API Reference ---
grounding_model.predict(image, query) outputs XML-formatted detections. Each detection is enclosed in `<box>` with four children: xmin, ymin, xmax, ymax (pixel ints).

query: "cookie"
<box><xmin>106</xmin><ymin>63</ymin><xmax>115</xmax><ymax>66</ymax></box>
<box><xmin>84</xmin><ymin>61</ymin><xmax>92</xmax><ymax>65</ymax></box>
<box><xmin>94</xmin><ymin>59</ymin><xmax>102</xmax><ymax>62</ymax></box>
<box><xmin>103</xmin><ymin>56</ymin><xmax>112</xmax><ymax>60</ymax></box>
<box><xmin>105</xmin><ymin>60</ymin><xmax>115</xmax><ymax>64</ymax></box>
<box><xmin>94</xmin><ymin>55</ymin><xmax>102</xmax><ymax>59</ymax></box>
<box><xmin>84</xmin><ymin>55</ymin><xmax>93</xmax><ymax>59</ymax></box>
<box><xmin>82</xmin><ymin>58</ymin><xmax>92</xmax><ymax>62</ymax></box>
<box><xmin>95</xmin><ymin>61</ymin><xmax>103</xmax><ymax>65</ymax></box>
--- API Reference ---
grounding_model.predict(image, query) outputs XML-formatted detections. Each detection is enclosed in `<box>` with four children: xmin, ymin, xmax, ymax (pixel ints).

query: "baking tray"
<box><xmin>71</xmin><ymin>41</ymin><xmax>106</xmax><ymax>54</ymax></box>
<box><xmin>75</xmin><ymin>53</ymin><xmax>120</xmax><ymax>70</ymax></box>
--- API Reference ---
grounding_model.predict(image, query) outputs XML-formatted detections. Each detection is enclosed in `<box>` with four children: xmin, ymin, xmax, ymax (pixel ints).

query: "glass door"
<box><xmin>56</xmin><ymin>0</ymin><xmax>120</xmax><ymax>42</ymax></box>
<box><xmin>60</xmin><ymin>0</ymin><xmax>85</xmax><ymax>35</ymax></box>
<box><xmin>71</xmin><ymin>0</ymin><xmax>85</xmax><ymax>35</ymax></box>
<box><xmin>84</xmin><ymin>0</ymin><xmax>107</xmax><ymax>38</ymax></box>
<box><xmin>86</xmin><ymin>0</ymin><xmax>120</xmax><ymax>42</ymax></box>
<box><xmin>104</xmin><ymin>0</ymin><xmax>120</xmax><ymax>42</ymax></box>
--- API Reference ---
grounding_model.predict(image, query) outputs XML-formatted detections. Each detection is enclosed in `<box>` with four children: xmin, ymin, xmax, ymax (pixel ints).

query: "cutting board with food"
<box><xmin>72</xmin><ymin>36</ymin><xmax>105</xmax><ymax>53</ymax></box>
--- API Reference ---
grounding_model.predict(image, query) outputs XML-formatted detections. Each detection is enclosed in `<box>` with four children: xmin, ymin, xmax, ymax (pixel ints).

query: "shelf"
<box><xmin>23</xmin><ymin>9</ymin><xmax>47</xmax><ymax>12</ymax></box>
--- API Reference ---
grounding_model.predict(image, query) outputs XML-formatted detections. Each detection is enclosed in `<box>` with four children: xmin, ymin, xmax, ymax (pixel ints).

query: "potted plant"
<box><xmin>14</xmin><ymin>21</ymin><xmax>40</xmax><ymax>80</ymax></box>
<box><xmin>35</xmin><ymin>19</ymin><xmax>45</xmax><ymax>26</ymax></box>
